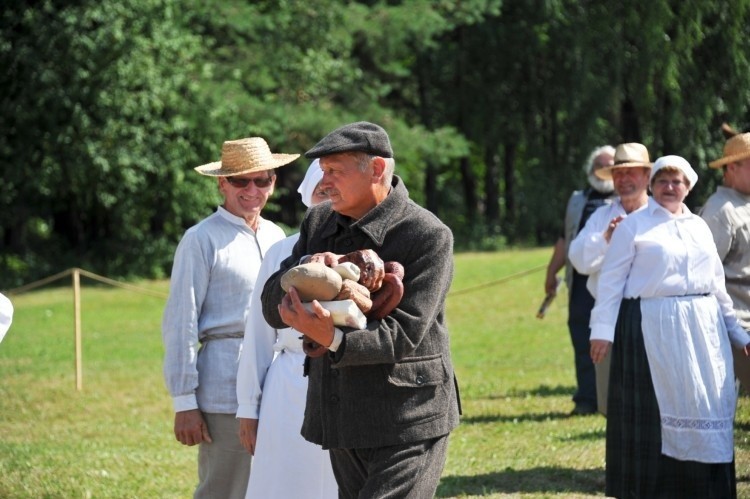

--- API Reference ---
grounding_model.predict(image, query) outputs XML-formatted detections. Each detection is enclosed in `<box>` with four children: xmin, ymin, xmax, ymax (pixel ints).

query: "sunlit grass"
<box><xmin>0</xmin><ymin>250</ymin><xmax>748</xmax><ymax>498</ymax></box>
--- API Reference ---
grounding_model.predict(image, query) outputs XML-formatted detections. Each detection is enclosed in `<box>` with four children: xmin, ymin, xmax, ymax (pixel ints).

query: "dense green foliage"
<box><xmin>1</xmin><ymin>249</ymin><xmax>748</xmax><ymax>497</ymax></box>
<box><xmin>2</xmin><ymin>0</ymin><xmax>750</xmax><ymax>287</ymax></box>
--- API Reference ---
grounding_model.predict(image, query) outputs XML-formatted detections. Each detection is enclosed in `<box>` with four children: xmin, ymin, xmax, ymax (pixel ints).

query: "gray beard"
<box><xmin>588</xmin><ymin>173</ymin><xmax>614</xmax><ymax>194</ymax></box>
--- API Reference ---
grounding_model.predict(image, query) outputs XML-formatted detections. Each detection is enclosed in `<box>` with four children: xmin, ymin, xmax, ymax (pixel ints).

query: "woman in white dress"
<box><xmin>237</xmin><ymin>160</ymin><xmax>337</xmax><ymax>498</ymax></box>
<box><xmin>589</xmin><ymin>155</ymin><xmax>750</xmax><ymax>498</ymax></box>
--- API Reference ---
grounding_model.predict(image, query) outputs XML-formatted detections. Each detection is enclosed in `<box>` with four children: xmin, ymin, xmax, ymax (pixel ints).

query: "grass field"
<box><xmin>0</xmin><ymin>248</ymin><xmax>748</xmax><ymax>498</ymax></box>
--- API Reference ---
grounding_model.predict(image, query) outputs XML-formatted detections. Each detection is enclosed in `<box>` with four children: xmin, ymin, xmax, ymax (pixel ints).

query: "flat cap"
<box><xmin>305</xmin><ymin>121</ymin><xmax>393</xmax><ymax>159</ymax></box>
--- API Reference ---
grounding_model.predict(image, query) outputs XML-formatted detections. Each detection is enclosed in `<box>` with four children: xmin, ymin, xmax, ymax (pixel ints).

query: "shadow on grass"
<box><xmin>461</xmin><ymin>411</ymin><xmax>573</xmax><ymax>424</ymax></box>
<box><xmin>559</xmin><ymin>428</ymin><xmax>606</xmax><ymax>441</ymax></box>
<box><xmin>461</xmin><ymin>408</ymin><xmax>606</xmax><ymax>426</ymax></box>
<box><xmin>482</xmin><ymin>383</ymin><xmax>576</xmax><ymax>399</ymax></box>
<box><xmin>436</xmin><ymin>466</ymin><xmax>603</xmax><ymax>497</ymax></box>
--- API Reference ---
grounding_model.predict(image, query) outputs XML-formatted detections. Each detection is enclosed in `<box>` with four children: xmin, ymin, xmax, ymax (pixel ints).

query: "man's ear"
<box><xmin>371</xmin><ymin>156</ymin><xmax>386</xmax><ymax>181</ymax></box>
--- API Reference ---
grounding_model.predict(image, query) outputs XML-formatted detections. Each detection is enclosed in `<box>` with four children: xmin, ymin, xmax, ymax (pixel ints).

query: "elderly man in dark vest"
<box><xmin>544</xmin><ymin>145</ymin><xmax>616</xmax><ymax>415</ymax></box>
<box><xmin>261</xmin><ymin>122</ymin><xmax>460</xmax><ymax>498</ymax></box>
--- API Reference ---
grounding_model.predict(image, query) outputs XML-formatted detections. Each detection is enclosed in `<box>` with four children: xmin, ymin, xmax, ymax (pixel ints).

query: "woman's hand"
<box><xmin>603</xmin><ymin>215</ymin><xmax>625</xmax><ymax>243</ymax></box>
<box><xmin>590</xmin><ymin>339</ymin><xmax>612</xmax><ymax>364</ymax></box>
<box><xmin>238</xmin><ymin>418</ymin><xmax>259</xmax><ymax>455</ymax></box>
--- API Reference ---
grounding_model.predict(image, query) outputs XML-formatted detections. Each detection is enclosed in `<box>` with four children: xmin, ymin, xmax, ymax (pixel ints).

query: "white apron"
<box><xmin>640</xmin><ymin>295</ymin><xmax>736</xmax><ymax>463</ymax></box>
<box><xmin>245</xmin><ymin>336</ymin><xmax>338</xmax><ymax>498</ymax></box>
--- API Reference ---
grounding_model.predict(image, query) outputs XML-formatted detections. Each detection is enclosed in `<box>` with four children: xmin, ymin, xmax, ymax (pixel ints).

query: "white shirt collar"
<box><xmin>216</xmin><ymin>205</ymin><xmax>261</xmax><ymax>231</ymax></box>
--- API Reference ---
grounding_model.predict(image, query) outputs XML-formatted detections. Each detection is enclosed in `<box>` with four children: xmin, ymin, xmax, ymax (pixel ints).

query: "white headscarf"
<box><xmin>651</xmin><ymin>155</ymin><xmax>698</xmax><ymax>190</ymax></box>
<box><xmin>297</xmin><ymin>159</ymin><xmax>324</xmax><ymax>207</ymax></box>
<box><xmin>0</xmin><ymin>292</ymin><xmax>13</xmax><ymax>343</ymax></box>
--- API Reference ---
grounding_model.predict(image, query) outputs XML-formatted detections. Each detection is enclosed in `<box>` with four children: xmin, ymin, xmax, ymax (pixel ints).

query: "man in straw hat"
<box><xmin>545</xmin><ymin>145</ymin><xmax>617</xmax><ymax>416</ymax></box>
<box><xmin>162</xmin><ymin>137</ymin><xmax>298</xmax><ymax>499</ymax></box>
<box><xmin>569</xmin><ymin>142</ymin><xmax>652</xmax><ymax>416</ymax></box>
<box><xmin>261</xmin><ymin>121</ymin><xmax>460</xmax><ymax>498</ymax></box>
<box><xmin>700</xmin><ymin>130</ymin><xmax>750</xmax><ymax>394</ymax></box>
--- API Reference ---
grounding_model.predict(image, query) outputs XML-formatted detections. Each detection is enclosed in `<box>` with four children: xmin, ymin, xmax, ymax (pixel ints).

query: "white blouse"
<box><xmin>590</xmin><ymin>198</ymin><xmax>748</xmax><ymax>346</ymax></box>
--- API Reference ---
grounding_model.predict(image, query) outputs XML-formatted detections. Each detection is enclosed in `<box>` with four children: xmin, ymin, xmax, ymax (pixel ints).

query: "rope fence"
<box><xmin>3</xmin><ymin>263</ymin><xmax>548</xmax><ymax>391</ymax></box>
<box><xmin>448</xmin><ymin>263</ymin><xmax>547</xmax><ymax>297</ymax></box>
<box><xmin>6</xmin><ymin>268</ymin><xmax>168</xmax><ymax>299</ymax></box>
<box><xmin>4</xmin><ymin>268</ymin><xmax>167</xmax><ymax>391</ymax></box>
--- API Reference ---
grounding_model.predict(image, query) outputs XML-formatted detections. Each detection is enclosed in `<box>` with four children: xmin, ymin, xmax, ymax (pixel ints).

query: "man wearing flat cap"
<box><xmin>162</xmin><ymin>137</ymin><xmax>297</xmax><ymax>499</ymax></box>
<box><xmin>261</xmin><ymin>121</ymin><xmax>460</xmax><ymax>498</ymax></box>
<box><xmin>700</xmin><ymin>131</ymin><xmax>750</xmax><ymax>394</ymax></box>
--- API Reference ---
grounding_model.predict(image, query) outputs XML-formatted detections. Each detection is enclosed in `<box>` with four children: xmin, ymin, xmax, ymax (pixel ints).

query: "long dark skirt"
<box><xmin>605</xmin><ymin>298</ymin><xmax>737</xmax><ymax>499</ymax></box>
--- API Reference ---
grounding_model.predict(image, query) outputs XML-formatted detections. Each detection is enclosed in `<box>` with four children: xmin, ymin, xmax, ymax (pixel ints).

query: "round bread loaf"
<box><xmin>281</xmin><ymin>263</ymin><xmax>343</xmax><ymax>302</ymax></box>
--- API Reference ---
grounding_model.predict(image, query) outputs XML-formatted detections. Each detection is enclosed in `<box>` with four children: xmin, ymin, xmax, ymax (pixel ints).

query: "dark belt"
<box><xmin>199</xmin><ymin>332</ymin><xmax>244</xmax><ymax>344</ymax></box>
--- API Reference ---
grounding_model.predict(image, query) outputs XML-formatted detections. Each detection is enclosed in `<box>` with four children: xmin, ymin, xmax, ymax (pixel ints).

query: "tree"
<box><xmin>0</xmin><ymin>0</ymin><xmax>216</xmax><ymax>286</ymax></box>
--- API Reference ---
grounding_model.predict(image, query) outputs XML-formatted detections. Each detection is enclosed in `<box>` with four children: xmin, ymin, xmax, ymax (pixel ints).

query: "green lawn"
<box><xmin>0</xmin><ymin>248</ymin><xmax>748</xmax><ymax>498</ymax></box>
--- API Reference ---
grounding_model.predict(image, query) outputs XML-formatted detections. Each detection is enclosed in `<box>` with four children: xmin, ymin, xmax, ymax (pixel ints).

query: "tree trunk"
<box><xmin>484</xmin><ymin>146</ymin><xmax>501</xmax><ymax>232</ymax></box>
<box><xmin>503</xmin><ymin>142</ymin><xmax>517</xmax><ymax>241</ymax></box>
<box><xmin>620</xmin><ymin>96</ymin><xmax>642</xmax><ymax>142</ymax></box>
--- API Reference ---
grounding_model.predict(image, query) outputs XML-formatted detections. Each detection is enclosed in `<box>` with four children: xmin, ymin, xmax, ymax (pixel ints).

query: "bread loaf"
<box><xmin>281</xmin><ymin>263</ymin><xmax>343</xmax><ymax>302</ymax></box>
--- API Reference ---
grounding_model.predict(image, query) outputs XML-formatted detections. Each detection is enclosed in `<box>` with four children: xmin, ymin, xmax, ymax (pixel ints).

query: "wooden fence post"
<box><xmin>73</xmin><ymin>268</ymin><xmax>82</xmax><ymax>391</ymax></box>
<box><xmin>6</xmin><ymin>267</ymin><xmax>168</xmax><ymax>391</ymax></box>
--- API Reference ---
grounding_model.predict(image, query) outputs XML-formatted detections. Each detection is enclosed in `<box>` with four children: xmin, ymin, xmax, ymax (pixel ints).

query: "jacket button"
<box><xmin>330</xmin><ymin>395</ymin><xmax>339</xmax><ymax>403</ymax></box>
<box><xmin>330</xmin><ymin>369</ymin><xmax>339</xmax><ymax>377</ymax></box>
<box><xmin>415</xmin><ymin>375</ymin><xmax>425</xmax><ymax>386</ymax></box>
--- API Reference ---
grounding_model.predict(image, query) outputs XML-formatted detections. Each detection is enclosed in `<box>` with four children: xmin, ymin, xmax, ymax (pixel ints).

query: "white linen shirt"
<box><xmin>162</xmin><ymin>206</ymin><xmax>285</xmax><ymax>414</ymax></box>
<box><xmin>590</xmin><ymin>198</ymin><xmax>748</xmax><ymax>346</ymax></box>
<box><xmin>568</xmin><ymin>199</ymin><xmax>647</xmax><ymax>297</ymax></box>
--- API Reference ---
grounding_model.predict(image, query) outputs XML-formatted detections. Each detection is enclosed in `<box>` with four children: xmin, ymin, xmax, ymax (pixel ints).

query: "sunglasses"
<box><xmin>224</xmin><ymin>175</ymin><xmax>274</xmax><ymax>189</ymax></box>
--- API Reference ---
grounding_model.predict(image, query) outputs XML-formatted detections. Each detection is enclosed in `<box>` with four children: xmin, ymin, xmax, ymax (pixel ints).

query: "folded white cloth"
<box><xmin>302</xmin><ymin>299</ymin><xmax>367</xmax><ymax>329</ymax></box>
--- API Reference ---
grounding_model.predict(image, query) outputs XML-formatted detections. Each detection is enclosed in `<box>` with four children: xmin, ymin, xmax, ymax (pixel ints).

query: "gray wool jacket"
<box><xmin>261</xmin><ymin>176</ymin><xmax>461</xmax><ymax>450</ymax></box>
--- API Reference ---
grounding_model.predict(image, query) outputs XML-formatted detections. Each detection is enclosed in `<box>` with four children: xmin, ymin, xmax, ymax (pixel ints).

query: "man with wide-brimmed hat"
<box><xmin>261</xmin><ymin>121</ymin><xmax>460</xmax><ymax>498</ymax></box>
<box><xmin>569</xmin><ymin>142</ymin><xmax>652</xmax><ymax>416</ymax></box>
<box><xmin>700</xmin><ymin>131</ymin><xmax>750</xmax><ymax>394</ymax></box>
<box><xmin>162</xmin><ymin>137</ymin><xmax>298</xmax><ymax>499</ymax></box>
<box><xmin>544</xmin><ymin>145</ymin><xmax>616</xmax><ymax>415</ymax></box>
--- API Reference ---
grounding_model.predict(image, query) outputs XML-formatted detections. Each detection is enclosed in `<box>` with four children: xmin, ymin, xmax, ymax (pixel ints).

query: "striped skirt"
<box><xmin>605</xmin><ymin>298</ymin><xmax>737</xmax><ymax>499</ymax></box>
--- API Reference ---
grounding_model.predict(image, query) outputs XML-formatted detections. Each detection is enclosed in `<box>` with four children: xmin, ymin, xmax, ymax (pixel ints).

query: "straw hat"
<box><xmin>709</xmin><ymin>132</ymin><xmax>750</xmax><ymax>169</ymax></box>
<box><xmin>195</xmin><ymin>137</ymin><xmax>300</xmax><ymax>176</ymax></box>
<box><xmin>595</xmin><ymin>143</ymin><xmax>652</xmax><ymax>180</ymax></box>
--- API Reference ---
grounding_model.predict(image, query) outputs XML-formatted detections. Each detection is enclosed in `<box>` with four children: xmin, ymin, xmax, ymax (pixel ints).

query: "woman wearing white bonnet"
<box><xmin>297</xmin><ymin>158</ymin><xmax>325</xmax><ymax>208</ymax></box>
<box><xmin>590</xmin><ymin>154</ymin><xmax>750</xmax><ymax>497</ymax></box>
<box><xmin>236</xmin><ymin>159</ymin><xmax>336</xmax><ymax>499</ymax></box>
<box><xmin>0</xmin><ymin>292</ymin><xmax>12</xmax><ymax>343</ymax></box>
<box><xmin>649</xmin><ymin>154</ymin><xmax>698</xmax><ymax>192</ymax></box>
